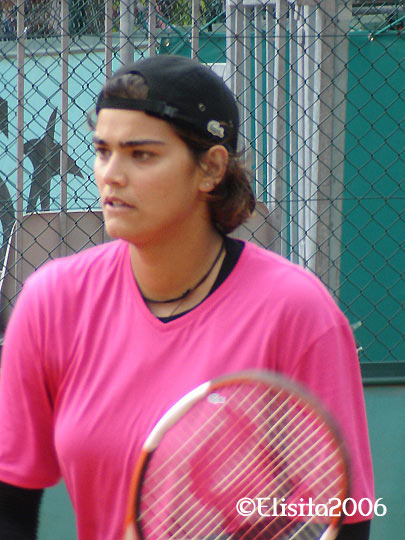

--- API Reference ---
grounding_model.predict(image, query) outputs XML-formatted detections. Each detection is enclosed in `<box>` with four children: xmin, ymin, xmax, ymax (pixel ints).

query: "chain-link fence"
<box><xmin>0</xmin><ymin>0</ymin><xmax>403</xmax><ymax>365</ymax></box>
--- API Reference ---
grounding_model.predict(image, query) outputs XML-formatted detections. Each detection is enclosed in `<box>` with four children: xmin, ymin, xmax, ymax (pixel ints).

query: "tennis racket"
<box><xmin>123</xmin><ymin>370</ymin><xmax>350</xmax><ymax>540</ymax></box>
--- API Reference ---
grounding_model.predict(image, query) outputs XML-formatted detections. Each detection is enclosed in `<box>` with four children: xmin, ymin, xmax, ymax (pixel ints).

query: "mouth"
<box><xmin>103</xmin><ymin>197</ymin><xmax>133</xmax><ymax>209</ymax></box>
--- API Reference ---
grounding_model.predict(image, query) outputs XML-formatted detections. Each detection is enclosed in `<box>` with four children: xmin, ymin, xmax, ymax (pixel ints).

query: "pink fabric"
<box><xmin>0</xmin><ymin>240</ymin><xmax>374</xmax><ymax>538</ymax></box>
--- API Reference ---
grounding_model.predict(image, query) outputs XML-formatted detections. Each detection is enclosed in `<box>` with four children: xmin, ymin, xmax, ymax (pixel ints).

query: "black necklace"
<box><xmin>141</xmin><ymin>241</ymin><xmax>225</xmax><ymax>304</ymax></box>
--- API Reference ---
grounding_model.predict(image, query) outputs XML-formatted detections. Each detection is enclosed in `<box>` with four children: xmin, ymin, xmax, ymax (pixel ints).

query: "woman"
<box><xmin>0</xmin><ymin>55</ymin><xmax>373</xmax><ymax>539</ymax></box>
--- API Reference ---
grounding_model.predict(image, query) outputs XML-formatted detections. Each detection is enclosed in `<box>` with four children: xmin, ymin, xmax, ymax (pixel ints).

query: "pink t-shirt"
<box><xmin>0</xmin><ymin>240</ymin><xmax>374</xmax><ymax>539</ymax></box>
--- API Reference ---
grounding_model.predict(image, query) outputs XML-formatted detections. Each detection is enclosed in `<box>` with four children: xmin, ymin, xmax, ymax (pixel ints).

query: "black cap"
<box><xmin>96</xmin><ymin>55</ymin><xmax>239</xmax><ymax>152</ymax></box>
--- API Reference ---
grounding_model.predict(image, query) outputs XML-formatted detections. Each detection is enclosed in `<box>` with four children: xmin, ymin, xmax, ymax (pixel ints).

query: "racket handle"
<box><xmin>123</xmin><ymin>523</ymin><xmax>137</xmax><ymax>540</ymax></box>
<box><xmin>319</xmin><ymin>528</ymin><xmax>340</xmax><ymax>540</ymax></box>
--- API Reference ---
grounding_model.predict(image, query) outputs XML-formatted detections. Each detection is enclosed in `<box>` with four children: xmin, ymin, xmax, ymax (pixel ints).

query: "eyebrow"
<box><xmin>92</xmin><ymin>136</ymin><xmax>166</xmax><ymax>148</ymax></box>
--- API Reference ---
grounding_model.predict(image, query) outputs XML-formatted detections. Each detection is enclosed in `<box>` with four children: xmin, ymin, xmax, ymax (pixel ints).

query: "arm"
<box><xmin>285</xmin><ymin>322</ymin><xmax>374</xmax><ymax>530</ymax></box>
<box><xmin>0</xmin><ymin>273</ymin><xmax>61</xmax><ymax>492</ymax></box>
<box><xmin>0</xmin><ymin>481</ymin><xmax>44</xmax><ymax>539</ymax></box>
<box><xmin>269</xmin><ymin>265</ymin><xmax>374</xmax><ymax>530</ymax></box>
<box><xmin>337</xmin><ymin>521</ymin><xmax>371</xmax><ymax>540</ymax></box>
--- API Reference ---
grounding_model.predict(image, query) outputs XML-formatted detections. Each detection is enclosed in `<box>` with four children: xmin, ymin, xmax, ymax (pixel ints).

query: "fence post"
<box><xmin>148</xmin><ymin>0</ymin><xmax>157</xmax><ymax>57</ymax></box>
<box><xmin>15</xmin><ymin>0</ymin><xmax>25</xmax><ymax>296</ymax></box>
<box><xmin>191</xmin><ymin>0</ymin><xmax>200</xmax><ymax>58</ymax></box>
<box><xmin>105</xmin><ymin>0</ymin><xmax>113</xmax><ymax>79</ymax></box>
<box><xmin>120</xmin><ymin>0</ymin><xmax>135</xmax><ymax>64</ymax></box>
<box><xmin>313</xmin><ymin>0</ymin><xmax>352</xmax><ymax>295</ymax></box>
<box><xmin>59</xmin><ymin>0</ymin><xmax>69</xmax><ymax>257</ymax></box>
<box><xmin>270</xmin><ymin>0</ymin><xmax>290</xmax><ymax>257</ymax></box>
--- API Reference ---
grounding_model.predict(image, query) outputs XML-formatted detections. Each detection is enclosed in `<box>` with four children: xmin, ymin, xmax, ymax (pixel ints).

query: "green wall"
<box><xmin>364</xmin><ymin>384</ymin><xmax>405</xmax><ymax>539</ymax></box>
<box><xmin>340</xmin><ymin>33</ymin><xmax>404</xmax><ymax>364</ymax></box>
<box><xmin>39</xmin><ymin>483</ymin><xmax>76</xmax><ymax>539</ymax></box>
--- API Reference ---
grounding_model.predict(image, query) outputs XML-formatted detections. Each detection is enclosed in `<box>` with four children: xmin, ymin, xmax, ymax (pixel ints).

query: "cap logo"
<box><xmin>207</xmin><ymin>120</ymin><xmax>225</xmax><ymax>139</ymax></box>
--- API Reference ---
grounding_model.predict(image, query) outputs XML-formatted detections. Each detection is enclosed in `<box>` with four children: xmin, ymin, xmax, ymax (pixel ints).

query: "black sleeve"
<box><xmin>336</xmin><ymin>520</ymin><xmax>371</xmax><ymax>540</ymax></box>
<box><xmin>0</xmin><ymin>480</ymin><xmax>44</xmax><ymax>539</ymax></box>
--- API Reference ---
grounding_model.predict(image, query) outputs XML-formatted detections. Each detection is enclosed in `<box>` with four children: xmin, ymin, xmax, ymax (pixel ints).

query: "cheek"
<box><xmin>93</xmin><ymin>159</ymin><xmax>112</xmax><ymax>196</ymax></box>
<box><xmin>165</xmin><ymin>160</ymin><xmax>202</xmax><ymax>198</ymax></box>
<box><xmin>93</xmin><ymin>160</ymin><xmax>103</xmax><ymax>190</ymax></box>
<box><xmin>141</xmin><ymin>163</ymin><xmax>194</xmax><ymax>202</ymax></box>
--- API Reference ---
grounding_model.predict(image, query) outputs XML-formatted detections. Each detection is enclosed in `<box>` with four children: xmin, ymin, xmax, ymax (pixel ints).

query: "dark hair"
<box><xmin>89</xmin><ymin>73</ymin><xmax>256</xmax><ymax>235</ymax></box>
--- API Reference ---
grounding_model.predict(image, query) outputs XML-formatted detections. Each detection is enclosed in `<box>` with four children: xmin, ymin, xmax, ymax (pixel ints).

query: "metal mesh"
<box><xmin>0</xmin><ymin>0</ymin><xmax>403</xmax><ymax>364</ymax></box>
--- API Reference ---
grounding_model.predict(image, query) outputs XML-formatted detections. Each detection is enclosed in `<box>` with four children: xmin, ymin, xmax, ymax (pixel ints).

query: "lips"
<box><xmin>103</xmin><ymin>196</ymin><xmax>133</xmax><ymax>208</ymax></box>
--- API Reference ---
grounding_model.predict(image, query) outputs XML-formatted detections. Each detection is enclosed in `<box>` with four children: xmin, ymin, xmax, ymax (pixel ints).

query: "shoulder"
<box><xmin>17</xmin><ymin>240</ymin><xmax>129</xmax><ymax>311</ymax></box>
<box><xmin>25</xmin><ymin>240</ymin><xmax>127</xmax><ymax>289</ymax></box>
<box><xmin>239</xmin><ymin>241</ymin><xmax>331</xmax><ymax>294</ymax></box>
<box><xmin>236</xmin><ymin>241</ymin><xmax>347</xmax><ymax>328</ymax></box>
<box><xmin>6</xmin><ymin>240</ymin><xmax>130</xmax><ymax>349</ymax></box>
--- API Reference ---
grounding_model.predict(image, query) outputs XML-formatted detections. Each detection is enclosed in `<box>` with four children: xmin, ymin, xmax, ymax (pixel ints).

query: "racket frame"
<box><xmin>124</xmin><ymin>370</ymin><xmax>351</xmax><ymax>540</ymax></box>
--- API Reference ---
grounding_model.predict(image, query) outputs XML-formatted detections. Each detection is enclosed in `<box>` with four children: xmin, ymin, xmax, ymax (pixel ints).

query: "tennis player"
<box><xmin>0</xmin><ymin>55</ymin><xmax>373</xmax><ymax>539</ymax></box>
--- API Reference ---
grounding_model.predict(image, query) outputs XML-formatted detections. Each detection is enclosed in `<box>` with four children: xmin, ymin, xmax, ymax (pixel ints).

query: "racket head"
<box><xmin>124</xmin><ymin>370</ymin><xmax>350</xmax><ymax>540</ymax></box>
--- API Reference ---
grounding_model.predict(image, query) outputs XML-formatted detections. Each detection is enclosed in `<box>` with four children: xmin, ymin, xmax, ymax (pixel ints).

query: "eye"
<box><xmin>94</xmin><ymin>146</ymin><xmax>110</xmax><ymax>159</ymax></box>
<box><xmin>132</xmin><ymin>150</ymin><xmax>153</xmax><ymax>161</ymax></box>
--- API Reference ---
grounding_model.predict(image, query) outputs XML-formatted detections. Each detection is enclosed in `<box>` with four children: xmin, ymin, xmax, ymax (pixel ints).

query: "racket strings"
<box><xmin>144</xmin><ymin>394</ymin><xmax>326</xmax><ymax>523</ymax></box>
<box><xmin>207</xmin><ymin>442</ymin><xmax>344</xmax><ymax>540</ymax></box>
<box><xmin>141</xmin><ymin>394</ymin><xmax>338</xmax><ymax>536</ymax></box>
<box><xmin>180</xmin><ymin>409</ymin><xmax>326</xmax><ymax>534</ymax></box>
<box><xmin>181</xmin><ymin>427</ymin><xmax>342</xmax><ymax>540</ymax></box>
<box><xmin>139</xmin><ymin>386</ymin><xmax>289</xmax><ymax>527</ymax></box>
<box><xmin>137</xmin><ymin>381</ymin><xmax>347</xmax><ymax>540</ymax></box>
<box><xmin>235</xmin><ymin>452</ymin><xmax>345</xmax><ymax>540</ymax></box>
<box><xmin>141</xmin><ymin>384</ymin><xmax>265</xmax><ymax>507</ymax></box>
<box><xmin>138</xmin><ymin>385</ymin><xmax>268</xmax><ymax>535</ymax></box>
<box><xmin>143</xmin><ymin>422</ymin><xmax>339</xmax><ymax>540</ymax></box>
<box><xmin>208</xmin><ymin>407</ymin><xmax>324</xmax><ymax>494</ymax></box>
<box><xmin>144</xmin><ymin>383</ymin><xmax>255</xmax><ymax>487</ymax></box>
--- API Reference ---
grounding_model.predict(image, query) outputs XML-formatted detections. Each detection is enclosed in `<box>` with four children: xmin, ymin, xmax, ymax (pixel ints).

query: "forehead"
<box><xmin>94</xmin><ymin>108</ymin><xmax>178</xmax><ymax>142</ymax></box>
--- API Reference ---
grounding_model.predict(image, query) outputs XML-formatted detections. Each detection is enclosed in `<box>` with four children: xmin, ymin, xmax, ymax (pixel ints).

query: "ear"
<box><xmin>198</xmin><ymin>145</ymin><xmax>229</xmax><ymax>192</ymax></box>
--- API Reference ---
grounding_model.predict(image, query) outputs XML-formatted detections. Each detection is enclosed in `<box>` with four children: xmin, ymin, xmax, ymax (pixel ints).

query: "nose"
<box><xmin>97</xmin><ymin>152</ymin><xmax>128</xmax><ymax>187</ymax></box>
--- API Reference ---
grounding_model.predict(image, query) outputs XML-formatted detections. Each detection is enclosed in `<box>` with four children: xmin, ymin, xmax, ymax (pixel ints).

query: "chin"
<box><xmin>104</xmin><ymin>223</ymin><xmax>146</xmax><ymax>246</ymax></box>
<box><xmin>103</xmin><ymin>215</ymin><xmax>132</xmax><ymax>236</ymax></box>
<box><xmin>104</xmin><ymin>222</ymin><xmax>120</xmax><ymax>239</ymax></box>
<box><xmin>104</xmin><ymin>222</ymin><xmax>133</xmax><ymax>242</ymax></box>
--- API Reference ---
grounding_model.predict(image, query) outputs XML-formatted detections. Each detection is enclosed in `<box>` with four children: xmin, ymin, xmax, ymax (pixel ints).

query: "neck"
<box><xmin>129</xmin><ymin>227</ymin><xmax>224</xmax><ymax>308</ymax></box>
